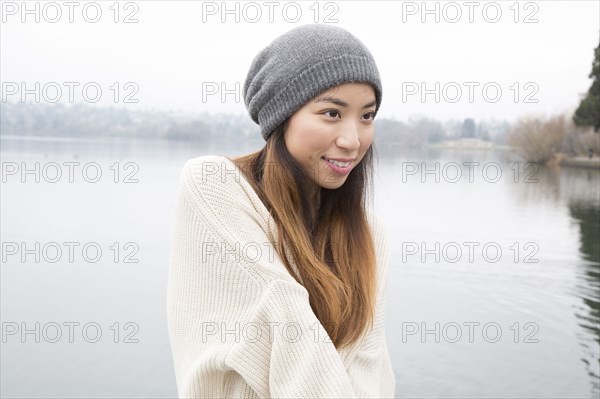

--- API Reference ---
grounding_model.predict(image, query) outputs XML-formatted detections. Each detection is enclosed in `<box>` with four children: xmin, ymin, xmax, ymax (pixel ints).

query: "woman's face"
<box><xmin>284</xmin><ymin>82</ymin><xmax>377</xmax><ymax>194</ymax></box>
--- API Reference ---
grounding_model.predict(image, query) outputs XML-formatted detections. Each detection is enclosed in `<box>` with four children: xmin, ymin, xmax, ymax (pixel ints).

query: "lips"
<box><xmin>321</xmin><ymin>157</ymin><xmax>353</xmax><ymax>176</ymax></box>
<box><xmin>321</xmin><ymin>157</ymin><xmax>354</xmax><ymax>167</ymax></box>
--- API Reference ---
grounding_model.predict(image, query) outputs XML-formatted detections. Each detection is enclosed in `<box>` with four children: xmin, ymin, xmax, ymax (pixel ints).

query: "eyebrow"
<box><xmin>320</xmin><ymin>98</ymin><xmax>377</xmax><ymax>109</ymax></box>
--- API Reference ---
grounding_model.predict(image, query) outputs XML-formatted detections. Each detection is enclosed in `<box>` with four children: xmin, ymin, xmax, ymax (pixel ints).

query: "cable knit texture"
<box><xmin>166</xmin><ymin>155</ymin><xmax>396</xmax><ymax>399</ymax></box>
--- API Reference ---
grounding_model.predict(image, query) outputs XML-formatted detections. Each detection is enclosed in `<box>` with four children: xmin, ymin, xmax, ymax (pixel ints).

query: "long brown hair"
<box><xmin>229</xmin><ymin>119</ymin><xmax>378</xmax><ymax>349</ymax></box>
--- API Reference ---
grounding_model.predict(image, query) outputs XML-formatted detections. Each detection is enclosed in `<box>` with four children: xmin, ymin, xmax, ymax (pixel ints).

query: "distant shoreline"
<box><xmin>559</xmin><ymin>156</ymin><xmax>600</xmax><ymax>170</ymax></box>
<box><xmin>0</xmin><ymin>134</ymin><xmax>263</xmax><ymax>144</ymax></box>
<box><xmin>426</xmin><ymin>141</ymin><xmax>513</xmax><ymax>151</ymax></box>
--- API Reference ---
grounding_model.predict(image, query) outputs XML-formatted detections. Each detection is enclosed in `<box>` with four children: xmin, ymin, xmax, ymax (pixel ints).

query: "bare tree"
<box><xmin>507</xmin><ymin>114</ymin><xmax>568</xmax><ymax>163</ymax></box>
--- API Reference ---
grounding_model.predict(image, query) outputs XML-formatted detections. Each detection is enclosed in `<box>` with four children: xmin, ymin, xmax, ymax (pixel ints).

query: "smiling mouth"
<box><xmin>321</xmin><ymin>157</ymin><xmax>353</xmax><ymax>168</ymax></box>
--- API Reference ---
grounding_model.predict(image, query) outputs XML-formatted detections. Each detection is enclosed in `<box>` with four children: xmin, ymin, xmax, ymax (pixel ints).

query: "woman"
<box><xmin>167</xmin><ymin>24</ymin><xmax>395</xmax><ymax>398</ymax></box>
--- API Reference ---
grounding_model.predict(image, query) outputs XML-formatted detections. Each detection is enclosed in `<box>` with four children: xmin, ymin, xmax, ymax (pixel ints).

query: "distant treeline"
<box><xmin>1</xmin><ymin>102</ymin><xmax>511</xmax><ymax>147</ymax></box>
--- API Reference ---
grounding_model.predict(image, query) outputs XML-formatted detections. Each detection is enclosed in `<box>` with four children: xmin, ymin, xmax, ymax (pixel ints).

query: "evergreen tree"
<box><xmin>573</xmin><ymin>37</ymin><xmax>600</xmax><ymax>131</ymax></box>
<box><xmin>461</xmin><ymin>118</ymin><xmax>476</xmax><ymax>138</ymax></box>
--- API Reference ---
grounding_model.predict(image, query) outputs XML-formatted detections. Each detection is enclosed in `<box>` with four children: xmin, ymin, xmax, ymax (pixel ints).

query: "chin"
<box><xmin>320</xmin><ymin>178</ymin><xmax>347</xmax><ymax>190</ymax></box>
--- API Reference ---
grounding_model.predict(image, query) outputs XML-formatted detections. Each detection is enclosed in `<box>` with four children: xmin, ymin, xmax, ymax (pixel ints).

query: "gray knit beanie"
<box><xmin>243</xmin><ymin>24</ymin><xmax>383</xmax><ymax>141</ymax></box>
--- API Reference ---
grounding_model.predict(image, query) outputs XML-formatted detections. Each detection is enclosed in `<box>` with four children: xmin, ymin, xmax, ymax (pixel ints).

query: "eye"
<box><xmin>363</xmin><ymin>111</ymin><xmax>376</xmax><ymax>121</ymax></box>
<box><xmin>322</xmin><ymin>109</ymin><xmax>341</xmax><ymax>119</ymax></box>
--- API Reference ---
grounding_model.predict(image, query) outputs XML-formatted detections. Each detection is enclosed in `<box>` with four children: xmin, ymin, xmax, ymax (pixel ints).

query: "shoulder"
<box><xmin>175</xmin><ymin>154</ymin><xmax>253</xmax><ymax>215</ymax></box>
<box><xmin>178</xmin><ymin>155</ymin><xmax>246</xmax><ymax>195</ymax></box>
<box><xmin>181</xmin><ymin>154</ymin><xmax>233</xmax><ymax>168</ymax></box>
<box><xmin>176</xmin><ymin>155</ymin><xmax>273</xmax><ymax>232</ymax></box>
<box><xmin>180</xmin><ymin>154</ymin><xmax>235</xmax><ymax>182</ymax></box>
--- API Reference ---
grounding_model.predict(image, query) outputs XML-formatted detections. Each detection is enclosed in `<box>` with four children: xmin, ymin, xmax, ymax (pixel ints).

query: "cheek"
<box><xmin>354</xmin><ymin>129</ymin><xmax>374</xmax><ymax>163</ymax></box>
<box><xmin>360</xmin><ymin>129</ymin><xmax>375</xmax><ymax>150</ymax></box>
<box><xmin>288</xmin><ymin>121</ymin><xmax>331</xmax><ymax>157</ymax></box>
<box><xmin>285</xmin><ymin>123</ymin><xmax>306</xmax><ymax>157</ymax></box>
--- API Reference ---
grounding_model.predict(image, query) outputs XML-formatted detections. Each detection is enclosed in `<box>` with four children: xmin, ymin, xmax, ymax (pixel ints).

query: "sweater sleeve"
<box><xmin>345</xmin><ymin>213</ymin><xmax>397</xmax><ymax>398</ymax></box>
<box><xmin>166</xmin><ymin>156</ymin><xmax>358</xmax><ymax>399</ymax></box>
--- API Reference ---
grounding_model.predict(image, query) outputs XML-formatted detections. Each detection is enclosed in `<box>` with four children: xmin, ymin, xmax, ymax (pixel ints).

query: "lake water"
<box><xmin>1</xmin><ymin>136</ymin><xmax>598</xmax><ymax>398</ymax></box>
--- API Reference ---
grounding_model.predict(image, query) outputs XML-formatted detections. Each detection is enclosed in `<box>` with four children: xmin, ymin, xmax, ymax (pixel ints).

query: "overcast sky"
<box><xmin>2</xmin><ymin>0</ymin><xmax>599</xmax><ymax>122</ymax></box>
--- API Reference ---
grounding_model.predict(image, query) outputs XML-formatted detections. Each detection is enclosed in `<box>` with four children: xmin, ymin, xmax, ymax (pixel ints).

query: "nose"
<box><xmin>336</xmin><ymin>120</ymin><xmax>361</xmax><ymax>151</ymax></box>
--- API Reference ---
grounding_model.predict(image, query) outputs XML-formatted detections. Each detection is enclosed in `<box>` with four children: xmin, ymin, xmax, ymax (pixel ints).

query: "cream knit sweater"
<box><xmin>166</xmin><ymin>155</ymin><xmax>396</xmax><ymax>398</ymax></box>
